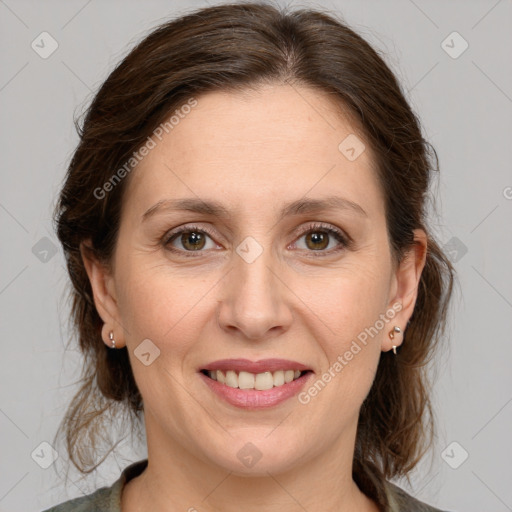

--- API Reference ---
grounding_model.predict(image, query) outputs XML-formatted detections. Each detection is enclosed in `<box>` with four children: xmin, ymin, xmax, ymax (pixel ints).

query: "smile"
<box><xmin>199</xmin><ymin>369</ymin><xmax>314</xmax><ymax>409</ymax></box>
<box><xmin>201</xmin><ymin>369</ymin><xmax>309</xmax><ymax>390</ymax></box>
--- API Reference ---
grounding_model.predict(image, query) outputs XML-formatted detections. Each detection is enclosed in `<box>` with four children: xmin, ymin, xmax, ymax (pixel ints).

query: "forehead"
<box><xmin>122</xmin><ymin>84</ymin><xmax>383</xmax><ymax>221</ymax></box>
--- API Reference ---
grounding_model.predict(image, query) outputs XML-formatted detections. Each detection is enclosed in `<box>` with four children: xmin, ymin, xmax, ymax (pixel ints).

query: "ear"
<box><xmin>80</xmin><ymin>240</ymin><xmax>126</xmax><ymax>349</ymax></box>
<box><xmin>383</xmin><ymin>228</ymin><xmax>428</xmax><ymax>352</ymax></box>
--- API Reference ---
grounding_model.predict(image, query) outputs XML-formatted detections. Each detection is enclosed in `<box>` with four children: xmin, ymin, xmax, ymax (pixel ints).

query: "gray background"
<box><xmin>1</xmin><ymin>0</ymin><xmax>511</xmax><ymax>510</ymax></box>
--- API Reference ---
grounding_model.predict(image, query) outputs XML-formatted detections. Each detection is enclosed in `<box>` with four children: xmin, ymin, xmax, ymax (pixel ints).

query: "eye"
<box><xmin>291</xmin><ymin>222</ymin><xmax>349</xmax><ymax>256</ymax></box>
<box><xmin>163</xmin><ymin>224</ymin><xmax>218</xmax><ymax>256</ymax></box>
<box><xmin>162</xmin><ymin>222</ymin><xmax>350</xmax><ymax>258</ymax></box>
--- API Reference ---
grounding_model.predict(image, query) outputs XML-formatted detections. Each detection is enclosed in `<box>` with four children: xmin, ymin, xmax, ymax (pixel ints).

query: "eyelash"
<box><xmin>162</xmin><ymin>222</ymin><xmax>351</xmax><ymax>258</ymax></box>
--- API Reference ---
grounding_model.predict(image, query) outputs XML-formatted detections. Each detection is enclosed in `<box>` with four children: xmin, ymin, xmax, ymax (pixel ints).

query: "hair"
<box><xmin>53</xmin><ymin>1</ymin><xmax>455</xmax><ymax>506</ymax></box>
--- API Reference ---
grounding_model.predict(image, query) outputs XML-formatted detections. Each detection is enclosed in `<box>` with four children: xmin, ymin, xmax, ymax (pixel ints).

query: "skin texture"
<box><xmin>82</xmin><ymin>84</ymin><xmax>427</xmax><ymax>512</ymax></box>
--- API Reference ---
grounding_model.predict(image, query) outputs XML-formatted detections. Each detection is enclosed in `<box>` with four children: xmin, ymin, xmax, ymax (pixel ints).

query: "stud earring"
<box><xmin>109</xmin><ymin>331</ymin><xmax>116</xmax><ymax>349</ymax></box>
<box><xmin>389</xmin><ymin>326</ymin><xmax>401</xmax><ymax>355</ymax></box>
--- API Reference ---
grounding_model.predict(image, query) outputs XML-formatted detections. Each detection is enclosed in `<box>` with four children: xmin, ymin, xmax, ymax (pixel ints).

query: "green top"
<box><xmin>42</xmin><ymin>459</ymin><xmax>449</xmax><ymax>512</ymax></box>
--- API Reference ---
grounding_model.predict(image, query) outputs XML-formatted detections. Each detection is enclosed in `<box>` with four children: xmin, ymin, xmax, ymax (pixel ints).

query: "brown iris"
<box><xmin>305</xmin><ymin>231</ymin><xmax>329</xmax><ymax>251</ymax></box>
<box><xmin>180</xmin><ymin>231</ymin><xmax>206</xmax><ymax>251</ymax></box>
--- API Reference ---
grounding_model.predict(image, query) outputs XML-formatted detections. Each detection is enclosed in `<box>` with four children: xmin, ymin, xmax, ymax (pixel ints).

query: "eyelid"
<box><xmin>162</xmin><ymin>223</ymin><xmax>219</xmax><ymax>246</ymax></box>
<box><xmin>293</xmin><ymin>222</ymin><xmax>351</xmax><ymax>244</ymax></box>
<box><xmin>289</xmin><ymin>222</ymin><xmax>352</xmax><ymax>255</ymax></box>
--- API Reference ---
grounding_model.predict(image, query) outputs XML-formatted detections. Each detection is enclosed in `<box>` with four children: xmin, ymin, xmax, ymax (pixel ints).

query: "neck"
<box><xmin>122</xmin><ymin>411</ymin><xmax>381</xmax><ymax>512</ymax></box>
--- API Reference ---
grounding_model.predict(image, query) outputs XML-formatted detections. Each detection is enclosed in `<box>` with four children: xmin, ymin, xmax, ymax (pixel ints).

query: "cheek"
<box><xmin>302</xmin><ymin>257</ymin><xmax>391</xmax><ymax>338</ymax></box>
<box><xmin>300</xmin><ymin>258</ymin><xmax>390</xmax><ymax>388</ymax></box>
<box><xmin>115</xmin><ymin>257</ymin><xmax>215</xmax><ymax>351</ymax></box>
<box><xmin>306</xmin><ymin>275</ymin><xmax>387</xmax><ymax>405</ymax></box>
<box><xmin>113</xmin><ymin>261</ymin><xmax>216</xmax><ymax>411</ymax></box>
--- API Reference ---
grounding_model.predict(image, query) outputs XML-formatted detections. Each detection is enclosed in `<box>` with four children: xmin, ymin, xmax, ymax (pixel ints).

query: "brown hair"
<box><xmin>53</xmin><ymin>1</ymin><xmax>455</xmax><ymax>505</ymax></box>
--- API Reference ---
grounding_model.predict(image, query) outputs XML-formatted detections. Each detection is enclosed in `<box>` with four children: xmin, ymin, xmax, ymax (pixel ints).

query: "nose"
<box><xmin>216</xmin><ymin>244</ymin><xmax>294</xmax><ymax>341</ymax></box>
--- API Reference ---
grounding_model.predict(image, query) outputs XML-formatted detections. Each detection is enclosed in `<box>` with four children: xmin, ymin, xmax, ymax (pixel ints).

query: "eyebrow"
<box><xmin>141</xmin><ymin>195</ymin><xmax>368</xmax><ymax>223</ymax></box>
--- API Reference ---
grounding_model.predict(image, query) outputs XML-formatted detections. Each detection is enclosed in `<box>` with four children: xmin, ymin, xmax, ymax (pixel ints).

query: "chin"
<box><xmin>202</xmin><ymin>434</ymin><xmax>305</xmax><ymax>476</ymax></box>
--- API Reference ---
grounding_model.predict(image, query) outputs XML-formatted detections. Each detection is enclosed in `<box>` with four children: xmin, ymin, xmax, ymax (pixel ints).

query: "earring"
<box><xmin>389</xmin><ymin>326</ymin><xmax>401</xmax><ymax>355</ymax></box>
<box><xmin>109</xmin><ymin>331</ymin><xmax>116</xmax><ymax>349</ymax></box>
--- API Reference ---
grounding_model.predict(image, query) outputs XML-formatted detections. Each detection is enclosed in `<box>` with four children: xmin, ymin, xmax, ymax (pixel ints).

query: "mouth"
<box><xmin>199</xmin><ymin>368</ymin><xmax>313</xmax><ymax>390</ymax></box>
<box><xmin>197</xmin><ymin>358</ymin><xmax>314</xmax><ymax>408</ymax></box>
<box><xmin>198</xmin><ymin>367</ymin><xmax>314</xmax><ymax>409</ymax></box>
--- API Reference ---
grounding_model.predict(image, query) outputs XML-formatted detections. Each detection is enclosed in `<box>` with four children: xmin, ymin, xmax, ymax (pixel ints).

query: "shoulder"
<box><xmin>385</xmin><ymin>481</ymin><xmax>452</xmax><ymax>512</ymax></box>
<box><xmin>41</xmin><ymin>485</ymin><xmax>112</xmax><ymax>511</ymax></box>
<box><xmin>42</xmin><ymin>459</ymin><xmax>148</xmax><ymax>512</ymax></box>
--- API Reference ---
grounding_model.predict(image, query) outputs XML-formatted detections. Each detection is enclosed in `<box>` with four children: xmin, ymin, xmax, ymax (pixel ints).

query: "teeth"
<box><xmin>206</xmin><ymin>369</ymin><xmax>304</xmax><ymax>390</ymax></box>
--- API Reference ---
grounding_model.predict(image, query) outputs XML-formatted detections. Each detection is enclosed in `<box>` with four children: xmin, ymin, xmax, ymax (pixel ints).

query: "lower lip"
<box><xmin>199</xmin><ymin>371</ymin><xmax>313</xmax><ymax>409</ymax></box>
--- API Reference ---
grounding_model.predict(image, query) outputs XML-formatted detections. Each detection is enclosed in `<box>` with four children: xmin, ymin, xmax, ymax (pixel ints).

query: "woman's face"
<box><xmin>85</xmin><ymin>83</ymin><xmax>426</xmax><ymax>475</ymax></box>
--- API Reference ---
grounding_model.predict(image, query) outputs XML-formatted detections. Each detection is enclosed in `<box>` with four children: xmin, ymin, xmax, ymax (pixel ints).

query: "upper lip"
<box><xmin>200</xmin><ymin>358</ymin><xmax>312</xmax><ymax>374</ymax></box>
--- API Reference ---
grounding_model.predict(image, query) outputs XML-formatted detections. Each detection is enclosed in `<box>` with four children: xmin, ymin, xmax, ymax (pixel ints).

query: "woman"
<box><xmin>45</xmin><ymin>2</ymin><xmax>455</xmax><ymax>511</ymax></box>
